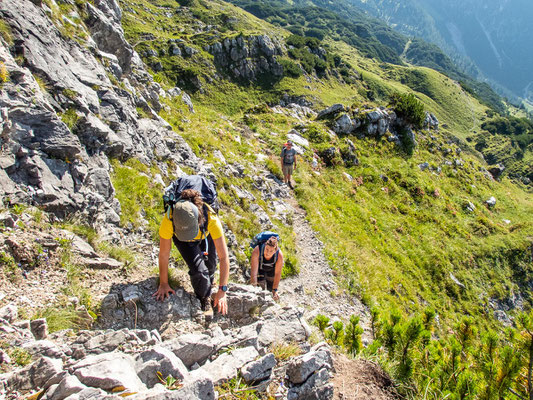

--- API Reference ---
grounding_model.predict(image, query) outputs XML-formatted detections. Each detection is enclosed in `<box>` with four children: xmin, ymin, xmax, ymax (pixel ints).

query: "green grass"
<box><xmin>97</xmin><ymin>241</ymin><xmax>138</xmax><ymax>270</ymax></box>
<box><xmin>0</xmin><ymin>251</ymin><xmax>21</xmax><ymax>283</ymax></box>
<box><xmin>8</xmin><ymin>347</ymin><xmax>32</xmax><ymax>366</ymax></box>
<box><xmin>216</xmin><ymin>377</ymin><xmax>261</xmax><ymax>400</ymax></box>
<box><xmin>0</xmin><ymin>62</ymin><xmax>8</xmax><ymax>84</ymax></box>
<box><xmin>270</xmin><ymin>341</ymin><xmax>302</xmax><ymax>361</ymax></box>
<box><xmin>110</xmin><ymin>158</ymin><xmax>164</xmax><ymax>238</ymax></box>
<box><xmin>60</xmin><ymin>108</ymin><xmax>80</xmax><ymax>130</ymax></box>
<box><xmin>0</xmin><ymin>19</ymin><xmax>13</xmax><ymax>45</ymax></box>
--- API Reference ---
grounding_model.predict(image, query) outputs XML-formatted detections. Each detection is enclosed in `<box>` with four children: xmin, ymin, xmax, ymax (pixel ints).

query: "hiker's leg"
<box><xmin>173</xmin><ymin>239</ymin><xmax>211</xmax><ymax>299</ymax></box>
<box><xmin>286</xmin><ymin>164</ymin><xmax>294</xmax><ymax>186</ymax></box>
<box><xmin>257</xmin><ymin>279</ymin><xmax>266</xmax><ymax>290</ymax></box>
<box><xmin>201</xmin><ymin>235</ymin><xmax>218</xmax><ymax>286</ymax></box>
<box><xmin>265</xmin><ymin>267</ymin><xmax>275</xmax><ymax>291</ymax></box>
<box><xmin>257</xmin><ymin>268</ymin><xmax>267</xmax><ymax>290</ymax></box>
<box><xmin>282</xmin><ymin>164</ymin><xmax>289</xmax><ymax>183</ymax></box>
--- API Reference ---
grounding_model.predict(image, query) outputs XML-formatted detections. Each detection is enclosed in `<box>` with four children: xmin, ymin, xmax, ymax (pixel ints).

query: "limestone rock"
<box><xmin>0</xmin><ymin>305</ymin><xmax>18</xmax><ymax>323</ymax></box>
<box><xmin>83</xmin><ymin>329</ymin><xmax>140</xmax><ymax>354</ymax></box>
<box><xmin>31</xmin><ymin>318</ymin><xmax>48</xmax><ymax>340</ymax></box>
<box><xmin>44</xmin><ymin>374</ymin><xmax>87</xmax><ymax>400</ymax></box>
<box><xmin>85</xmin><ymin>3</ymin><xmax>133</xmax><ymax>74</ymax></box>
<box><xmin>486</xmin><ymin>196</ymin><xmax>497</xmax><ymax>208</ymax></box>
<box><xmin>22</xmin><ymin>340</ymin><xmax>64</xmax><ymax>359</ymax></box>
<box><xmin>162</xmin><ymin>333</ymin><xmax>217</xmax><ymax>368</ymax></box>
<box><xmin>287</xmin><ymin>367</ymin><xmax>333</xmax><ymax>400</ymax></box>
<box><xmin>71</xmin><ymin>352</ymin><xmax>145</xmax><ymax>392</ymax></box>
<box><xmin>332</xmin><ymin>114</ymin><xmax>353</xmax><ymax>135</ymax></box>
<box><xmin>241</xmin><ymin>353</ymin><xmax>276</xmax><ymax>384</ymax></box>
<box><xmin>201</xmin><ymin>346</ymin><xmax>259</xmax><ymax>385</ymax></box>
<box><xmin>286</xmin><ymin>345</ymin><xmax>332</xmax><ymax>384</ymax></box>
<box><xmin>135</xmin><ymin>346</ymin><xmax>189</xmax><ymax>388</ymax></box>
<box><xmin>316</xmin><ymin>104</ymin><xmax>344</xmax><ymax>120</ymax></box>
<box><xmin>7</xmin><ymin>356</ymin><xmax>63</xmax><ymax>392</ymax></box>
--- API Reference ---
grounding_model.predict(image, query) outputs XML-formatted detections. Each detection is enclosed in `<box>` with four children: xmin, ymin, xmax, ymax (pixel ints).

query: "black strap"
<box><xmin>259</xmin><ymin>245</ymin><xmax>279</xmax><ymax>270</ymax></box>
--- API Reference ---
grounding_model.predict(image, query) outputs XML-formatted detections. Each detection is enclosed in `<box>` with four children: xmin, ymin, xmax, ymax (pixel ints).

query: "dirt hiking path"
<box><xmin>280</xmin><ymin>196</ymin><xmax>371</xmax><ymax>339</ymax></box>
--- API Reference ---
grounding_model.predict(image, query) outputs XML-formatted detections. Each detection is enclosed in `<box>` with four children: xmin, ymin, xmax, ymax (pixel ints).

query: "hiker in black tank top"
<box><xmin>250</xmin><ymin>236</ymin><xmax>284</xmax><ymax>301</ymax></box>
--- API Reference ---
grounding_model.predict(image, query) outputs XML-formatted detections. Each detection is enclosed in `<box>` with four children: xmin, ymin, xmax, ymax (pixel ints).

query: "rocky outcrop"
<box><xmin>0</xmin><ymin>0</ymin><xmax>198</xmax><ymax>228</ymax></box>
<box><xmin>0</xmin><ymin>285</ymin><xmax>332</xmax><ymax>400</ymax></box>
<box><xmin>316</xmin><ymin>104</ymin><xmax>400</xmax><ymax>139</ymax></box>
<box><xmin>207</xmin><ymin>35</ymin><xmax>284</xmax><ymax>82</ymax></box>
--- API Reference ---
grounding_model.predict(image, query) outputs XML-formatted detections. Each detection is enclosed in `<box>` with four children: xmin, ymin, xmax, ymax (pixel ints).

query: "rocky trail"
<box><xmin>280</xmin><ymin>196</ymin><xmax>371</xmax><ymax>340</ymax></box>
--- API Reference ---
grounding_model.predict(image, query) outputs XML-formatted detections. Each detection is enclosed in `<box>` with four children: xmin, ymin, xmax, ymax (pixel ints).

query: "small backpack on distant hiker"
<box><xmin>250</xmin><ymin>231</ymin><xmax>280</xmax><ymax>267</ymax></box>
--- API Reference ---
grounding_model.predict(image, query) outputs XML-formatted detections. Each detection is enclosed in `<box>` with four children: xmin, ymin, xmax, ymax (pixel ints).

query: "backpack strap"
<box><xmin>259</xmin><ymin>245</ymin><xmax>279</xmax><ymax>270</ymax></box>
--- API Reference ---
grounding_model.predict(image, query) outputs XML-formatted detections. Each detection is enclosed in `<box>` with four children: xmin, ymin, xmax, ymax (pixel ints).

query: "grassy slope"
<box><xmin>118</xmin><ymin>0</ymin><xmax>533</xmax><ymax>331</ymax></box>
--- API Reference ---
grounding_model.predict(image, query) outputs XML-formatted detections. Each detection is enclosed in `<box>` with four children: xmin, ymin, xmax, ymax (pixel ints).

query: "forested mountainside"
<box><xmin>228</xmin><ymin>0</ymin><xmax>508</xmax><ymax>115</ymax></box>
<box><xmin>0</xmin><ymin>0</ymin><xmax>532</xmax><ymax>398</ymax></box>
<box><xmin>227</xmin><ymin>0</ymin><xmax>533</xmax><ymax>193</ymax></box>
<box><xmin>324</xmin><ymin>0</ymin><xmax>533</xmax><ymax>105</ymax></box>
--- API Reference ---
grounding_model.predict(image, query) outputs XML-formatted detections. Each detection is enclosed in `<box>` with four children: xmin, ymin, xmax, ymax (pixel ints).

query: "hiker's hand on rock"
<box><xmin>272</xmin><ymin>291</ymin><xmax>280</xmax><ymax>302</ymax></box>
<box><xmin>213</xmin><ymin>290</ymin><xmax>228</xmax><ymax>315</ymax></box>
<box><xmin>153</xmin><ymin>283</ymin><xmax>175</xmax><ymax>301</ymax></box>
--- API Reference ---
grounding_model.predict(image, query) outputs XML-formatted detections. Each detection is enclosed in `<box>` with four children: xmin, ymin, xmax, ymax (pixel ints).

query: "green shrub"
<box><xmin>313</xmin><ymin>314</ymin><xmax>330</xmax><ymax>332</ymax></box>
<box><xmin>279</xmin><ymin>58</ymin><xmax>302</xmax><ymax>78</ymax></box>
<box><xmin>9</xmin><ymin>347</ymin><xmax>32</xmax><ymax>366</ymax></box>
<box><xmin>305</xmin><ymin>125</ymin><xmax>330</xmax><ymax>144</ymax></box>
<box><xmin>325</xmin><ymin>320</ymin><xmax>344</xmax><ymax>346</ymax></box>
<box><xmin>0</xmin><ymin>251</ymin><xmax>20</xmax><ymax>283</ymax></box>
<box><xmin>389</xmin><ymin>92</ymin><xmax>425</xmax><ymax>129</ymax></box>
<box><xmin>315</xmin><ymin>143</ymin><xmax>341</xmax><ymax>166</ymax></box>
<box><xmin>344</xmin><ymin>315</ymin><xmax>363</xmax><ymax>355</ymax></box>
<box><xmin>281</xmin><ymin>254</ymin><xmax>299</xmax><ymax>278</ymax></box>
<box><xmin>0</xmin><ymin>20</ymin><xmax>12</xmax><ymax>45</ymax></box>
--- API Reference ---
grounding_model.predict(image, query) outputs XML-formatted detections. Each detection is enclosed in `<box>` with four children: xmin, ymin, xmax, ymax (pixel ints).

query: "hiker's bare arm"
<box><xmin>213</xmin><ymin>235</ymin><xmax>229</xmax><ymax>315</ymax></box>
<box><xmin>154</xmin><ymin>238</ymin><xmax>175</xmax><ymax>301</ymax></box>
<box><xmin>250</xmin><ymin>246</ymin><xmax>260</xmax><ymax>285</ymax></box>
<box><xmin>272</xmin><ymin>251</ymin><xmax>283</xmax><ymax>294</ymax></box>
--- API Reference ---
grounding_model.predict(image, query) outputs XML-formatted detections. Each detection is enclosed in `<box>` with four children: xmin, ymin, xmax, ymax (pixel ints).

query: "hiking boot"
<box><xmin>288</xmin><ymin>181</ymin><xmax>294</xmax><ymax>189</ymax></box>
<box><xmin>200</xmin><ymin>296</ymin><xmax>213</xmax><ymax>319</ymax></box>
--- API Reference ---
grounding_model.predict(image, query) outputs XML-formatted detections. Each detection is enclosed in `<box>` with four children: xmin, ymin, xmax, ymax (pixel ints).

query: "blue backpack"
<box><xmin>250</xmin><ymin>231</ymin><xmax>280</xmax><ymax>268</ymax></box>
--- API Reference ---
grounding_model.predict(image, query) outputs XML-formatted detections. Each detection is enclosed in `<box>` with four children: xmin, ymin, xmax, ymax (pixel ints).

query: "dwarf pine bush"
<box><xmin>313</xmin><ymin>314</ymin><xmax>330</xmax><ymax>332</ymax></box>
<box><xmin>343</xmin><ymin>315</ymin><xmax>363</xmax><ymax>355</ymax></box>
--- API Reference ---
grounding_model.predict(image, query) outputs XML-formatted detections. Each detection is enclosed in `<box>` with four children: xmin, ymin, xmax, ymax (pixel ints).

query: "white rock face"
<box><xmin>71</xmin><ymin>352</ymin><xmax>146</xmax><ymax>392</ymax></box>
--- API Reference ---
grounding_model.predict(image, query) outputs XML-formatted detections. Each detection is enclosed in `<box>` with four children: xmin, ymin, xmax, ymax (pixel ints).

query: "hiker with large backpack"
<box><xmin>250</xmin><ymin>232</ymin><xmax>284</xmax><ymax>301</ymax></box>
<box><xmin>154</xmin><ymin>175</ymin><xmax>229</xmax><ymax>316</ymax></box>
<box><xmin>281</xmin><ymin>140</ymin><xmax>297</xmax><ymax>189</ymax></box>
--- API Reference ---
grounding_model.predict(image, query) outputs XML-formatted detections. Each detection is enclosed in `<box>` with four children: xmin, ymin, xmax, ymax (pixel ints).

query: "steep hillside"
<box><xmin>227</xmin><ymin>0</ymin><xmax>508</xmax><ymax>115</ymax></box>
<box><xmin>335</xmin><ymin>0</ymin><xmax>533</xmax><ymax>104</ymax></box>
<box><xmin>1</xmin><ymin>0</ymin><xmax>533</xmax><ymax>399</ymax></box>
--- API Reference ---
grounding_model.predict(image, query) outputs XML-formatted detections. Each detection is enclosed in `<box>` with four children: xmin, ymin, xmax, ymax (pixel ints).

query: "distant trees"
<box><xmin>481</xmin><ymin>116</ymin><xmax>533</xmax><ymax>150</ymax></box>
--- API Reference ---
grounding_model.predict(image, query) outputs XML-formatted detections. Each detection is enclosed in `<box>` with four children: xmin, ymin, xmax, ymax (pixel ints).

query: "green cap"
<box><xmin>173</xmin><ymin>201</ymin><xmax>199</xmax><ymax>241</ymax></box>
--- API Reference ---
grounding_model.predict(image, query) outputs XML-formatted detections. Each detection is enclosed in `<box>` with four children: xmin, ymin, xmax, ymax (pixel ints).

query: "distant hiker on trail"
<box><xmin>312</xmin><ymin>150</ymin><xmax>320</xmax><ymax>171</ymax></box>
<box><xmin>281</xmin><ymin>140</ymin><xmax>297</xmax><ymax>189</ymax></box>
<box><xmin>154</xmin><ymin>176</ymin><xmax>229</xmax><ymax>316</ymax></box>
<box><xmin>250</xmin><ymin>232</ymin><xmax>284</xmax><ymax>301</ymax></box>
